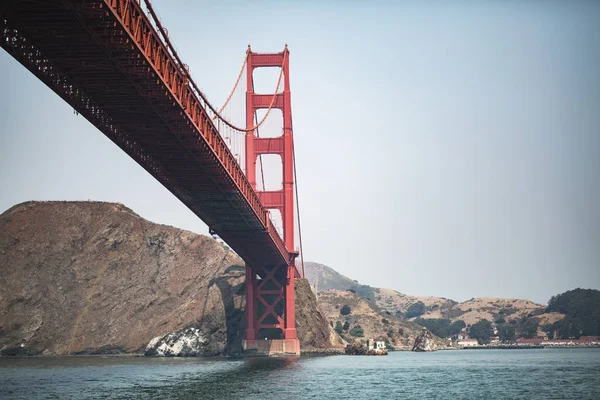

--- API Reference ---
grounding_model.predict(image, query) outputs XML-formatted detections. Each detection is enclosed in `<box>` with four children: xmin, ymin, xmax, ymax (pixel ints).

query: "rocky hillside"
<box><xmin>373</xmin><ymin>290</ymin><xmax>551</xmax><ymax>326</ymax></box>
<box><xmin>316</xmin><ymin>290</ymin><xmax>447</xmax><ymax>350</ymax></box>
<box><xmin>306</xmin><ymin>262</ymin><xmax>563</xmax><ymax>337</ymax></box>
<box><xmin>375</xmin><ymin>288</ymin><xmax>457</xmax><ymax>316</ymax></box>
<box><xmin>0</xmin><ymin>201</ymin><xmax>343</xmax><ymax>356</ymax></box>
<box><xmin>413</xmin><ymin>297</ymin><xmax>546</xmax><ymax>325</ymax></box>
<box><xmin>304</xmin><ymin>262</ymin><xmax>356</xmax><ymax>291</ymax></box>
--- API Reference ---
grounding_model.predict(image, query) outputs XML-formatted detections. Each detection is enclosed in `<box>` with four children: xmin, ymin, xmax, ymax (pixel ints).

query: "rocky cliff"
<box><xmin>0</xmin><ymin>201</ymin><xmax>343</xmax><ymax>356</ymax></box>
<box><xmin>412</xmin><ymin>328</ymin><xmax>437</xmax><ymax>352</ymax></box>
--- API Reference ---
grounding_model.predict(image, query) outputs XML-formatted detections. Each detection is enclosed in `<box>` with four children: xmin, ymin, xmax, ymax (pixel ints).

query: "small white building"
<box><xmin>458</xmin><ymin>339</ymin><xmax>479</xmax><ymax>347</ymax></box>
<box><xmin>366</xmin><ymin>339</ymin><xmax>386</xmax><ymax>352</ymax></box>
<box><xmin>457</xmin><ymin>330</ymin><xmax>469</xmax><ymax>340</ymax></box>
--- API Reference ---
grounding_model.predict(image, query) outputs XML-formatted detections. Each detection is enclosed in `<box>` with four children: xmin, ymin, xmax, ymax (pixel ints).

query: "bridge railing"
<box><xmin>103</xmin><ymin>0</ymin><xmax>291</xmax><ymax>265</ymax></box>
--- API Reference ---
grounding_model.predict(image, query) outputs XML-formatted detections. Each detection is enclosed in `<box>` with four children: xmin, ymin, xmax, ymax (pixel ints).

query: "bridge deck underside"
<box><xmin>1</xmin><ymin>0</ymin><xmax>288</xmax><ymax>268</ymax></box>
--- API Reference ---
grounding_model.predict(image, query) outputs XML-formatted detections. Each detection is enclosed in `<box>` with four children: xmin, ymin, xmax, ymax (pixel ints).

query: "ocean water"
<box><xmin>1</xmin><ymin>348</ymin><xmax>599</xmax><ymax>399</ymax></box>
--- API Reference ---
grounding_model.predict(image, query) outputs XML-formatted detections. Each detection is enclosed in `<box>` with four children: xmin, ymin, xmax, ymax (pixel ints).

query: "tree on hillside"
<box><xmin>554</xmin><ymin>320</ymin><xmax>570</xmax><ymax>339</ymax></box>
<box><xmin>554</xmin><ymin>316</ymin><xmax>585</xmax><ymax>339</ymax></box>
<box><xmin>469</xmin><ymin>319</ymin><xmax>492</xmax><ymax>344</ymax></box>
<box><xmin>498</xmin><ymin>324</ymin><xmax>516</xmax><ymax>342</ymax></box>
<box><xmin>414</xmin><ymin>318</ymin><xmax>452</xmax><ymax>338</ymax></box>
<box><xmin>413</xmin><ymin>318</ymin><xmax>466</xmax><ymax>338</ymax></box>
<box><xmin>343</xmin><ymin>321</ymin><xmax>350</xmax><ymax>331</ymax></box>
<box><xmin>340</xmin><ymin>304</ymin><xmax>351</xmax><ymax>316</ymax></box>
<box><xmin>406</xmin><ymin>301</ymin><xmax>426</xmax><ymax>318</ymax></box>
<box><xmin>349</xmin><ymin>326</ymin><xmax>364</xmax><ymax>337</ymax></box>
<box><xmin>547</xmin><ymin>288</ymin><xmax>600</xmax><ymax>316</ymax></box>
<box><xmin>349</xmin><ymin>285</ymin><xmax>377</xmax><ymax>303</ymax></box>
<box><xmin>449</xmin><ymin>320</ymin><xmax>466</xmax><ymax>336</ymax></box>
<box><xmin>334</xmin><ymin>321</ymin><xmax>343</xmax><ymax>334</ymax></box>
<box><xmin>547</xmin><ymin>288</ymin><xmax>600</xmax><ymax>337</ymax></box>
<box><xmin>520</xmin><ymin>319</ymin><xmax>539</xmax><ymax>339</ymax></box>
<box><xmin>541</xmin><ymin>324</ymin><xmax>554</xmax><ymax>340</ymax></box>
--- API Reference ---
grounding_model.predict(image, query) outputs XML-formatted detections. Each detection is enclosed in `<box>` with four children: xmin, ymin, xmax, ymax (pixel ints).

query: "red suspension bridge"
<box><xmin>1</xmin><ymin>0</ymin><xmax>305</xmax><ymax>355</ymax></box>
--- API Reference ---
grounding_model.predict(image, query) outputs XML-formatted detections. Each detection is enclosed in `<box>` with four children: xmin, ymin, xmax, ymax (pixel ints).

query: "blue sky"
<box><xmin>1</xmin><ymin>0</ymin><xmax>599</xmax><ymax>303</ymax></box>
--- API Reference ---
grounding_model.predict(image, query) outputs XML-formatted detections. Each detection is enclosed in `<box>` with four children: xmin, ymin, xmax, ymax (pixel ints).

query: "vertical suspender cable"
<box><xmin>291</xmin><ymin>121</ymin><xmax>305</xmax><ymax>278</ymax></box>
<box><xmin>251</xmin><ymin>75</ymin><xmax>267</xmax><ymax>191</ymax></box>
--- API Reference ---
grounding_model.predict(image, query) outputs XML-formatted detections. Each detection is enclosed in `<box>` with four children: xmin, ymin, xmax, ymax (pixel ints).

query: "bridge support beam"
<box><xmin>242</xmin><ymin>262</ymin><xmax>299</xmax><ymax>356</ymax></box>
<box><xmin>244</xmin><ymin>264</ymin><xmax>257</xmax><ymax>341</ymax></box>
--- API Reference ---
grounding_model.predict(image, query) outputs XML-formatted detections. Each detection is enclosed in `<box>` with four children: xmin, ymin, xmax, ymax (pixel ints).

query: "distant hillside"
<box><xmin>375</xmin><ymin>288</ymin><xmax>457</xmax><ymax>316</ymax></box>
<box><xmin>316</xmin><ymin>290</ymin><xmax>447</xmax><ymax>350</ymax></box>
<box><xmin>394</xmin><ymin>296</ymin><xmax>545</xmax><ymax>325</ymax></box>
<box><xmin>304</xmin><ymin>263</ymin><xmax>447</xmax><ymax>348</ymax></box>
<box><xmin>304</xmin><ymin>262</ymin><xmax>356</xmax><ymax>291</ymax></box>
<box><xmin>305</xmin><ymin>262</ymin><xmax>564</xmax><ymax>339</ymax></box>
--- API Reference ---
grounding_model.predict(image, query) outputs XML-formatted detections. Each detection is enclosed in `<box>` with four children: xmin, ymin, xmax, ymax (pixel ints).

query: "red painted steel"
<box><xmin>254</xmin><ymin>137</ymin><xmax>284</xmax><ymax>155</ymax></box>
<box><xmin>244</xmin><ymin>47</ymin><xmax>298</xmax><ymax>342</ymax></box>
<box><xmin>0</xmin><ymin>1</ymin><xmax>299</xmax><ymax>276</ymax></box>
<box><xmin>257</xmin><ymin>191</ymin><xmax>284</xmax><ymax>209</ymax></box>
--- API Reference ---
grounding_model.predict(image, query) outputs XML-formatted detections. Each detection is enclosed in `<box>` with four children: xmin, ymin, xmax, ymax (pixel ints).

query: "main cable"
<box><xmin>212</xmin><ymin>49</ymin><xmax>249</xmax><ymax>120</ymax></box>
<box><xmin>142</xmin><ymin>0</ymin><xmax>283</xmax><ymax>133</ymax></box>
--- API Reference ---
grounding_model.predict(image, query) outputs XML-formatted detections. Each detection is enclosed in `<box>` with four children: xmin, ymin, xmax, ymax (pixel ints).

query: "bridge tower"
<box><xmin>243</xmin><ymin>45</ymin><xmax>300</xmax><ymax>355</ymax></box>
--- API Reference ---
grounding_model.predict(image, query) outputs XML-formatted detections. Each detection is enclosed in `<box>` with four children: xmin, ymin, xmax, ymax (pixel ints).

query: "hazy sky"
<box><xmin>1</xmin><ymin>1</ymin><xmax>599</xmax><ymax>304</ymax></box>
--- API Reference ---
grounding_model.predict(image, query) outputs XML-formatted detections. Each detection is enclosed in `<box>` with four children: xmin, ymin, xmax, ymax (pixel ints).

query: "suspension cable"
<box><xmin>291</xmin><ymin>121</ymin><xmax>305</xmax><ymax>278</ymax></box>
<box><xmin>142</xmin><ymin>0</ymin><xmax>283</xmax><ymax>133</ymax></box>
<box><xmin>212</xmin><ymin>49</ymin><xmax>249</xmax><ymax>120</ymax></box>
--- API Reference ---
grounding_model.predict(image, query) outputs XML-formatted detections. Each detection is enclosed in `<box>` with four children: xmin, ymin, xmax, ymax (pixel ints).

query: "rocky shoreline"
<box><xmin>300</xmin><ymin>348</ymin><xmax>345</xmax><ymax>356</ymax></box>
<box><xmin>412</xmin><ymin>328</ymin><xmax>437</xmax><ymax>352</ymax></box>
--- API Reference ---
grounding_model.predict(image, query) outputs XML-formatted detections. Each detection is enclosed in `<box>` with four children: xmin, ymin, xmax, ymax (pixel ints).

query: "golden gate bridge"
<box><xmin>1</xmin><ymin>0</ymin><xmax>305</xmax><ymax>355</ymax></box>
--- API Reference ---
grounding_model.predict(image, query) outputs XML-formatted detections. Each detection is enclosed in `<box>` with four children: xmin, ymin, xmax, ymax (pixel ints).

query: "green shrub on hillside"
<box><xmin>444</xmin><ymin>308</ymin><xmax>465</xmax><ymax>319</ymax></box>
<box><xmin>340</xmin><ymin>304</ymin><xmax>351</xmax><ymax>316</ymax></box>
<box><xmin>406</xmin><ymin>301</ymin><xmax>426</xmax><ymax>318</ymax></box>
<box><xmin>349</xmin><ymin>326</ymin><xmax>364</xmax><ymax>337</ymax></box>
<box><xmin>499</xmin><ymin>307</ymin><xmax>517</xmax><ymax>316</ymax></box>
<box><xmin>414</xmin><ymin>318</ymin><xmax>465</xmax><ymax>338</ymax></box>
<box><xmin>349</xmin><ymin>285</ymin><xmax>377</xmax><ymax>304</ymax></box>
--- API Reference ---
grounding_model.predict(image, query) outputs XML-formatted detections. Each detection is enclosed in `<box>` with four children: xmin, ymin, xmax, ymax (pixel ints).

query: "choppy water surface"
<box><xmin>1</xmin><ymin>348</ymin><xmax>599</xmax><ymax>399</ymax></box>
